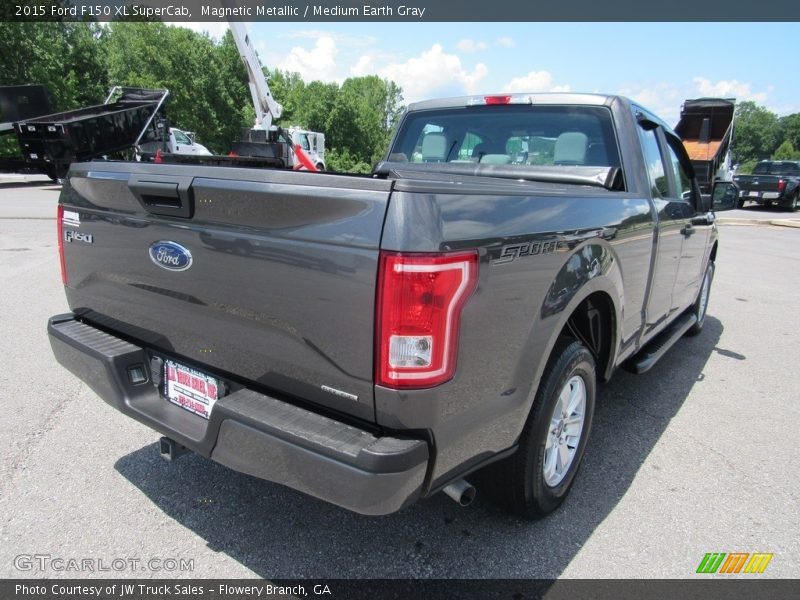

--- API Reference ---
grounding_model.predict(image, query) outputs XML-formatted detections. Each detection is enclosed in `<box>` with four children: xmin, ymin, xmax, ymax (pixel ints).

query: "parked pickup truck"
<box><xmin>48</xmin><ymin>93</ymin><xmax>736</xmax><ymax>517</ymax></box>
<box><xmin>733</xmin><ymin>160</ymin><xmax>800</xmax><ymax>211</ymax></box>
<box><xmin>137</xmin><ymin>126</ymin><xmax>213</xmax><ymax>158</ymax></box>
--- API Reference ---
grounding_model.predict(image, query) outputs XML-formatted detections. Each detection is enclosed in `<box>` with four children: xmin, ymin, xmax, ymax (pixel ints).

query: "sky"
<box><xmin>178</xmin><ymin>21</ymin><xmax>800</xmax><ymax>126</ymax></box>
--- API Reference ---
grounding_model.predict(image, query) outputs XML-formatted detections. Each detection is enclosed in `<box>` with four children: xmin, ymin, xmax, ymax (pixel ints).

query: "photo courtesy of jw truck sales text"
<box><xmin>48</xmin><ymin>93</ymin><xmax>737</xmax><ymax>517</ymax></box>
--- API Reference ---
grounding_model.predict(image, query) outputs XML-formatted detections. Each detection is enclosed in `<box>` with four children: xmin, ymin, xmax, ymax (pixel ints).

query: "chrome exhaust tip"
<box><xmin>442</xmin><ymin>479</ymin><xmax>476</xmax><ymax>507</ymax></box>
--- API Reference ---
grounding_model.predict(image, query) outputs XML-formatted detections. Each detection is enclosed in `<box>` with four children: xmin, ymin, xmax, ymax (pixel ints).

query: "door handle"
<box><xmin>128</xmin><ymin>174</ymin><xmax>194</xmax><ymax>218</ymax></box>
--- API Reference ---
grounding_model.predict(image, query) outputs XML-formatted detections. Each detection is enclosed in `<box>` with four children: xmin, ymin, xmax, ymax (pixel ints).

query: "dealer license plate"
<box><xmin>163</xmin><ymin>359</ymin><xmax>219</xmax><ymax>419</ymax></box>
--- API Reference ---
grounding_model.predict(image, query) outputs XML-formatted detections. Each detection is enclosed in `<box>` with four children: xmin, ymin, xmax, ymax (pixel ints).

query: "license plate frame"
<box><xmin>162</xmin><ymin>359</ymin><xmax>220</xmax><ymax>420</ymax></box>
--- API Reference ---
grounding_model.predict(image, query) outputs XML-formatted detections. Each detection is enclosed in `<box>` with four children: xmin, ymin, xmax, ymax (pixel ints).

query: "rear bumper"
<box><xmin>48</xmin><ymin>314</ymin><xmax>429</xmax><ymax>515</ymax></box>
<box><xmin>739</xmin><ymin>189</ymin><xmax>782</xmax><ymax>202</ymax></box>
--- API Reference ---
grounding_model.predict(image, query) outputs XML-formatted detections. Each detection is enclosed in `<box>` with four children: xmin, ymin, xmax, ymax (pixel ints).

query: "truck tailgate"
<box><xmin>736</xmin><ymin>174</ymin><xmax>782</xmax><ymax>192</ymax></box>
<box><xmin>59</xmin><ymin>162</ymin><xmax>392</xmax><ymax>422</ymax></box>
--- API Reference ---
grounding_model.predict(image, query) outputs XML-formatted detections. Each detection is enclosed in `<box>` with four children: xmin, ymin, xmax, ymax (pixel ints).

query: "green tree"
<box><xmin>104</xmin><ymin>22</ymin><xmax>243</xmax><ymax>153</ymax></box>
<box><xmin>0</xmin><ymin>21</ymin><xmax>108</xmax><ymax>156</ymax></box>
<box><xmin>61</xmin><ymin>22</ymin><xmax>109</xmax><ymax>109</ymax></box>
<box><xmin>0</xmin><ymin>21</ymin><xmax>108</xmax><ymax>110</ymax></box>
<box><xmin>326</xmin><ymin>75</ymin><xmax>404</xmax><ymax>168</ymax></box>
<box><xmin>293</xmin><ymin>79</ymin><xmax>338</xmax><ymax>134</ymax></box>
<box><xmin>736</xmin><ymin>159</ymin><xmax>758</xmax><ymax>174</ymax></box>
<box><xmin>733</xmin><ymin>101</ymin><xmax>780</xmax><ymax>164</ymax></box>
<box><xmin>778</xmin><ymin>113</ymin><xmax>800</xmax><ymax>153</ymax></box>
<box><xmin>0</xmin><ymin>20</ymin><xmax>405</xmax><ymax>172</ymax></box>
<box><xmin>212</xmin><ymin>30</ymin><xmax>252</xmax><ymax>147</ymax></box>
<box><xmin>265</xmin><ymin>69</ymin><xmax>306</xmax><ymax>126</ymax></box>
<box><xmin>772</xmin><ymin>140</ymin><xmax>800</xmax><ymax>160</ymax></box>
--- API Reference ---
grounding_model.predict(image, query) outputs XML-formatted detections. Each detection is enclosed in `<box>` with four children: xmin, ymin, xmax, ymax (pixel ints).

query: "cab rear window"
<box><xmin>389</xmin><ymin>105</ymin><xmax>621</xmax><ymax>169</ymax></box>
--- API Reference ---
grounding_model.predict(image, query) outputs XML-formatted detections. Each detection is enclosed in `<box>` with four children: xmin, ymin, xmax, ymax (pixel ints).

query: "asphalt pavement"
<box><xmin>0</xmin><ymin>176</ymin><xmax>797</xmax><ymax>579</ymax></box>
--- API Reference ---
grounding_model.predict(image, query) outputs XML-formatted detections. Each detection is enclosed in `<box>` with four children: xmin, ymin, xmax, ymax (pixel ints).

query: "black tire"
<box><xmin>686</xmin><ymin>261</ymin><xmax>714</xmax><ymax>336</ymax></box>
<box><xmin>787</xmin><ymin>191</ymin><xmax>799</xmax><ymax>212</ymax></box>
<box><xmin>44</xmin><ymin>164</ymin><xmax>62</xmax><ymax>183</ymax></box>
<box><xmin>502</xmin><ymin>339</ymin><xmax>596</xmax><ymax>518</ymax></box>
<box><xmin>736</xmin><ymin>198</ymin><xmax>745</xmax><ymax>209</ymax></box>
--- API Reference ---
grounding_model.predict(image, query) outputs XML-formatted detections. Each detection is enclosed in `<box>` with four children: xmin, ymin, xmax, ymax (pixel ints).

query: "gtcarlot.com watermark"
<box><xmin>14</xmin><ymin>554</ymin><xmax>194</xmax><ymax>574</ymax></box>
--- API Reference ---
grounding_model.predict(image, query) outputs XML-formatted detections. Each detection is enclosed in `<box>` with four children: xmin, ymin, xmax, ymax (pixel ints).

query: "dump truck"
<box><xmin>0</xmin><ymin>84</ymin><xmax>53</xmax><ymax>176</ymax></box>
<box><xmin>12</xmin><ymin>86</ymin><xmax>168</xmax><ymax>180</ymax></box>
<box><xmin>675</xmin><ymin>98</ymin><xmax>735</xmax><ymax>195</ymax></box>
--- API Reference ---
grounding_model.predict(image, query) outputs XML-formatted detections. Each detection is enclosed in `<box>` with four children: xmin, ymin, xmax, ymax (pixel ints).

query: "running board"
<box><xmin>623</xmin><ymin>313</ymin><xmax>697</xmax><ymax>374</ymax></box>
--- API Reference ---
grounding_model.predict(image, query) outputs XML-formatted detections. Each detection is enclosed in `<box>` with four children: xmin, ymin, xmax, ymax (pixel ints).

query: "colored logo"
<box><xmin>696</xmin><ymin>552</ymin><xmax>773</xmax><ymax>574</ymax></box>
<box><xmin>149</xmin><ymin>241</ymin><xmax>193</xmax><ymax>272</ymax></box>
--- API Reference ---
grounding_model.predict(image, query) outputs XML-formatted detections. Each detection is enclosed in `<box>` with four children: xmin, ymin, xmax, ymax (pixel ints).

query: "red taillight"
<box><xmin>57</xmin><ymin>205</ymin><xmax>67</xmax><ymax>285</ymax></box>
<box><xmin>485</xmin><ymin>95</ymin><xmax>511</xmax><ymax>105</ymax></box>
<box><xmin>778</xmin><ymin>179</ymin><xmax>786</xmax><ymax>192</ymax></box>
<box><xmin>376</xmin><ymin>251</ymin><xmax>478</xmax><ymax>389</ymax></box>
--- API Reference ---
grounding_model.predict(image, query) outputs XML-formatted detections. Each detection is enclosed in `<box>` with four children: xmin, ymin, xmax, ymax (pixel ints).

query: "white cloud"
<box><xmin>350</xmin><ymin>54</ymin><xmax>376</xmax><ymax>77</ymax></box>
<box><xmin>456</xmin><ymin>38</ymin><xmax>488</xmax><ymax>53</ymax></box>
<box><xmin>504</xmin><ymin>71</ymin><xmax>570</xmax><ymax>93</ymax></box>
<box><xmin>617</xmin><ymin>78</ymin><xmax>773</xmax><ymax>125</ymax></box>
<box><xmin>615</xmin><ymin>82</ymin><xmax>686</xmax><ymax>124</ymax></box>
<box><xmin>376</xmin><ymin>44</ymin><xmax>488</xmax><ymax>103</ymax></box>
<box><xmin>496</xmin><ymin>36</ymin><xmax>515</xmax><ymax>47</ymax></box>
<box><xmin>692</xmin><ymin>77</ymin><xmax>769</xmax><ymax>104</ymax></box>
<box><xmin>277</xmin><ymin>37</ymin><xmax>339</xmax><ymax>82</ymax></box>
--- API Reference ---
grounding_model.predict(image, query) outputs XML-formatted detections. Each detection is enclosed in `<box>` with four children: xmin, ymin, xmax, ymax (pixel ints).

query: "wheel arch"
<box><xmin>514</xmin><ymin>269</ymin><xmax>623</xmax><ymax>435</ymax></box>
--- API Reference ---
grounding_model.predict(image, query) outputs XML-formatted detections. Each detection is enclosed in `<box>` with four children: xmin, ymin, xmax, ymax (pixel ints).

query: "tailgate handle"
<box><xmin>129</xmin><ymin>174</ymin><xmax>194</xmax><ymax>218</ymax></box>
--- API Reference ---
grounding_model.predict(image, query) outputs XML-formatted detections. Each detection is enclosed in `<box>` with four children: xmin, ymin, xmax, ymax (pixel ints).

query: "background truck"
<box><xmin>732</xmin><ymin>160</ymin><xmax>800</xmax><ymax>211</ymax></box>
<box><xmin>11</xmin><ymin>86</ymin><xmax>168</xmax><ymax>180</ymax></box>
<box><xmin>0</xmin><ymin>84</ymin><xmax>52</xmax><ymax>136</ymax></box>
<box><xmin>137</xmin><ymin>121</ymin><xmax>213</xmax><ymax>158</ymax></box>
<box><xmin>0</xmin><ymin>84</ymin><xmax>53</xmax><ymax>176</ymax></box>
<box><xmin>223</xmin><ymin>18</ymin><xmax>325</xmax><ymax>170</ymax></box>
<box><xmin>139</xmin><ymin>20</ymin><xmax>326</xmax><ymax>172</ymax></box>
<box><xmin>48</xmin><ymin>93</ymin><xmax>735</xmax><ymax>518</ymax></box>
<box><xmin>675</xmin><ymin>97</ymin><xmax>735</xmax><ymax>195</ymax></box>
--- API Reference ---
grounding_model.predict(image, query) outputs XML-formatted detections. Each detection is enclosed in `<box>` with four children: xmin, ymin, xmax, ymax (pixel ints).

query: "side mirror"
<box><xmin>711</xmin><ymin>182</ymin><xmax>738</xmax><ymax>212</ymax></box>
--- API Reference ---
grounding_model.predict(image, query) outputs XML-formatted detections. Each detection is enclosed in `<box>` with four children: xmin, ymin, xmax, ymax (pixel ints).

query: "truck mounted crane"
<box><xmin>224</xmin><ymin>10</ymin><xmax>326</xmax><ymax>171</ymax></box>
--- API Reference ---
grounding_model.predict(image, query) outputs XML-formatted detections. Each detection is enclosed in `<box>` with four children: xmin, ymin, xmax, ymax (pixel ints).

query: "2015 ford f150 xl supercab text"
<box><xmin>47</xmin><ymin>93</ymin><xmax>736</xmax><ymax>517</ymax></box>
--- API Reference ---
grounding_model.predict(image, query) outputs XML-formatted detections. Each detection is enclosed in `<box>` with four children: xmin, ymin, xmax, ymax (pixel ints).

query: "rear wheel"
<box><xmin>44</xmin><ymin>164</ymin><xmax>66</xmax><ymax>183</ymax></box>
<box><xmin>502</xmin><ymin>339</ymin><xmax>596</xmax><ymax>518</ymax></box>
<box><xmin>787</xmin><ymin>191</ymin><xmax>799</xmax><ymax>212</ymax></box>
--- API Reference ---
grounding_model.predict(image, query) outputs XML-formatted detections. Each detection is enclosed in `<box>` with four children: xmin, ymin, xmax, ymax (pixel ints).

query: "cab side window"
<box><xmin>666</xmin><ymin>144</ymin><xmax>692</xmax><ymax>200</ymax></box>
<box><xmin>638</xmin><ymin>127</ymin><xmax>669</xmax><ymax>198</ymax></box>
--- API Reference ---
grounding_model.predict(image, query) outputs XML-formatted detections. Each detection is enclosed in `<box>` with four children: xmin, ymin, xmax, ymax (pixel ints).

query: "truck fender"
<box><xmin>512</xmin><ymin>242</ymin><xmax>623</xmax><ymax>436</ymax></box>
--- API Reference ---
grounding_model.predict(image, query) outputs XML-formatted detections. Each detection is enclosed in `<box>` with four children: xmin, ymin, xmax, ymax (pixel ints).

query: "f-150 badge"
<box><xmin>149</xmin><ymin>241</ymin><xmax>193</xmax><ymax>272</ymax></box>
<box><xmin>63</xmin><ymin>230</ymin><xmax>93</xmax><ymax>244</ymax></box>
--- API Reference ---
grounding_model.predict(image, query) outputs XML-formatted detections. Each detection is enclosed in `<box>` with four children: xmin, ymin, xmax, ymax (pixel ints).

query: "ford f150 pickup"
<box><xmin>733</xmin><ymin>160</ymin><xmax>800</xmax><ymax>211</ymax></box>
<box><xmin>47</xmin><ymin>93</ymin><xmax>735</xmax><ymax>517</ymax></box>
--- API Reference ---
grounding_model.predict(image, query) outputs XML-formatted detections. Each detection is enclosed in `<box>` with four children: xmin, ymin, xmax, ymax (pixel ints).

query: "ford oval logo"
<box><xmin>149</xmin><ymin>241</ymin><xmax>193</xmax><ymax>271</ymax></box>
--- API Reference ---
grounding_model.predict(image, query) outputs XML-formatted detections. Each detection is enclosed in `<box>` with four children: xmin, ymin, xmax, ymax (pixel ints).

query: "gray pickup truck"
<box><xmin>48</xmin><ymin>93</ymin><xmax>735</xmax><ymax>518</ymax></box>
